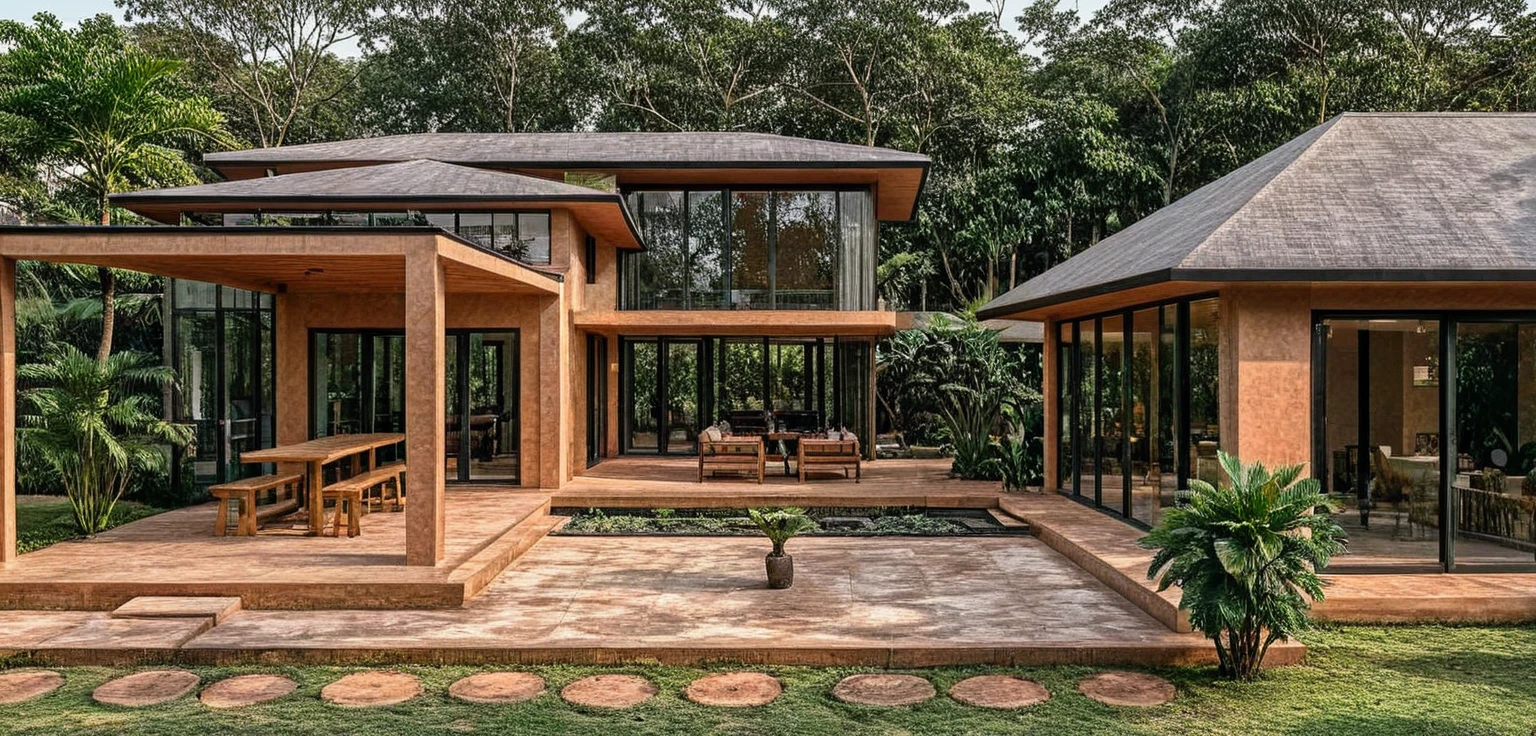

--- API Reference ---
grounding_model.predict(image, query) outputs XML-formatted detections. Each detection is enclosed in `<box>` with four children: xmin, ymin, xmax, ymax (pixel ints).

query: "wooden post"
<box><xmin>405</xmin><ymin>244</ymin><xmax>446</xmax><ymax>566</ymax></box>
<box><xmin>0</xmin><ymin>258</ymin><xmax>14</xmax><ymax>563</ymax></box>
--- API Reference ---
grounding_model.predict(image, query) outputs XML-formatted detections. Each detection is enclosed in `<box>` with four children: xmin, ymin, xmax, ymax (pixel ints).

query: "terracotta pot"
<box><xmin>765</xmin><ymin>553</ymin><xmax>794</xmax><ymax>589</ymax></box>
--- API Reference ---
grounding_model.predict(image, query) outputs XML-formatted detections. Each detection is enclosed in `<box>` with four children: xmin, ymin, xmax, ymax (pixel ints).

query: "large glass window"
<box><xmin>1453</xmin><ymin>321</ymin><xmax>1536</xmax><ymax>567</ymax></box>
<box><xmin>621</xmin><ymin>336</ymin><xmax>873</xmax><ymax>457</ymax></box>
<box><xmin>1052</xmin><ymin>296</ymin><xmax>1219</xmax><ymax>523</ymax></box>
<box><xmin>620</xmin><ymin>188</ymin><xmax>876</xmax><ymax>311</ymax></box>
<box><xmin>775</xmin><ymin>192</ymin><xmax>838</xmax><ymax>309</ymax></box>
<box><xmin>212</xmin><ymin>211</ymin><xmax>553</xmax><ymax>264</ymax></box>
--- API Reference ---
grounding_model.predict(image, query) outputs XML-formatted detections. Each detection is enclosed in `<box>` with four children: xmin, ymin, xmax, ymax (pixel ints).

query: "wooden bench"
<box><xmin>210</xmin><ymin>473</ymin><xmax>304</xmax><ymax>537</ymax></box>
<box><xmin>797</xmin><ymin>439</ymin><xmax>861</xmax><ymax>483</ymax></box>
<box><xmin>321</xmin><ymin>463</ymin><xmax>406</xmax><ymax>538</ymax></box>
<box><xmin>698</xmin><ymin>433</ymin><xmax>765</xmax><ymax>484</ymax></box>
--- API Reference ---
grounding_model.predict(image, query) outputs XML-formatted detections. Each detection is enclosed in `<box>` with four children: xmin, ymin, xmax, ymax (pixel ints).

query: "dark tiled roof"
<box><xmin>203</xmin><ymin>131</ymin><xmax>930</xmax><ymax>169</ymax></box>
<box><xmin>979</xmin><ymin>113</ymin><xmax>1536</xmax><ymax>319</ymax></box>
<box><xmin>112</xmin><ymin>159</ymin><xmax>619</xmax><ymax>203</ymax></box>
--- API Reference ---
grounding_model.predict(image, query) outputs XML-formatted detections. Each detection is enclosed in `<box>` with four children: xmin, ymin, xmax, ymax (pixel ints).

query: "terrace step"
<box><xmin>986</xmin><ymin>508</ymin><xmax>1029</xmax><ymax>529</ymax></box>
<box><xmin>112</xmin><ymin>596</ymin><xmax>242</xmax><ymax>625</ymax></box>
<box><xmin>449</xmin><ymin>512</ymin><xmax>568</xmax><ymax>603</ymax></box>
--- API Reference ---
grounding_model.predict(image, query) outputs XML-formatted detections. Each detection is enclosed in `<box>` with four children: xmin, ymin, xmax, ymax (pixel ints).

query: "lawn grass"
<box><xmin>16</xmin><ymin>496</ymin><xmax>163</xmax><ymax>554</ymax></box>
<box><xmin>1</xmin><ymin>624</ymin><xmax>1532</xmax><ymax>735</ymax></box>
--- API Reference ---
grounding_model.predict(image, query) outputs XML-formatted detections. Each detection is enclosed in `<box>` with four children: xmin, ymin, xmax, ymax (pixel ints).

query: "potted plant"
<box><xmin>748</xmin><ymin>507</ymin><xmax>817</xmax><ymax>589</ymax></box>
<box><xmin>1140</xmin><ymin>451</ymin><xmax>1346</xmax><ymax>680</ymax></box>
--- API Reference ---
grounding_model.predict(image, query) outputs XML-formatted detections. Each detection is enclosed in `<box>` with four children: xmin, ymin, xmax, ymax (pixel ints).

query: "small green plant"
<box><xmin>1141</xmin><ymin>451</ymin><xmax>1346</xmax><ymax>681</ymax></box>
<box><xmin>655</xmin><ymin>508</ymin><xmax>676</xmax><ymax>520</ymax></box>
<box><xmin>1524</xmin><ymin>469</ymin><xmax>1536</xmax><ymax>497</ymax></box>
<box><xmin>747</xmin><ymin>507</ymin><xmax>817</xmax><ymax>557</ymax></box>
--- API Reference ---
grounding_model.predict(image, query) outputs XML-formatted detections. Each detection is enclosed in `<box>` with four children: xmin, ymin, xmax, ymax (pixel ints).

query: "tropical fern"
<box><xmin>747</xmin><ymin>507</ymin><xmax>817</xmax><ymax>557</ymax></box>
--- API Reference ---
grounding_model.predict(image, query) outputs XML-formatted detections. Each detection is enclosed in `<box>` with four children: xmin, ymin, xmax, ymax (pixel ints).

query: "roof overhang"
<box><xmin>209</xmin><ymin>162</ymin><xmax>930</xmax><ymax>222</ymax></box>
<box><xmin>0</xmin><ymin>226</ymin><xmax>563</xmax><ymax>296</ymax></box>
<box><xmin>574</xmin><ymin>309</ymin><xmax>897</xmax><ymax>337</ymax></box>
<box><xmin>110</xmin><ymin>194</ymin><xmax>643</xmax><ymax>250</ymax></box>
<box><xmin>979</xmin><ymin>267</ymin><xmax>1536</xmax><ymax>322</ymax></box>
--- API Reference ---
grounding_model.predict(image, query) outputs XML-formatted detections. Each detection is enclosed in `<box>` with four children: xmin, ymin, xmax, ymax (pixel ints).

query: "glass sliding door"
<box><xmin>1057</xmin><ymin>322</ymin><xmax>1074</xmax><ymax>491</ymax></box>
<box><xmin>664</xmin><ymin>340</ymin><xmax>703</xmax><ymax>454</ymax></box>
<box><xmin>624</xmin><ymin>340</ymin><xmax>660</xmax><ymax>452</ymax></box>
<box><xmin>1099</xmin><ymin>314</ymin><xmax>1127</xmax><ymax>514</ymax></box>
<box><xmin>1318</xmin><ymin>317</ymin><xmax>1442</xmax><ymax>569</ymax></box>
<box><xmin>1452</xmin><ymin>320</ymin><xmax>1536</xmax><ymax>567</ymax></box>
<box><xmin>586</xmin><ymin>334</ymin><xmax>609</xmax><ymax>467</ymax></box>
<box><xmin>312</xmin><ymin>328</ymin><xmax>520</xmax><ymax>484</ymax></box>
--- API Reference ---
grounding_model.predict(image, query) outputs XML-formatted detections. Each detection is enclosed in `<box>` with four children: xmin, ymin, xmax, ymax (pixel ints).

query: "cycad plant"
<box><xmin>1141</xmin><ymin>451</ymin><xmax>1346</xmax><ymax>681</ymax></box>
<box><xmin>748</xmin><ymin>507</ymin><xmax>817</xmax><ymax>558</ymax></box>
<box><xmin>18</xmin><ymin>344</ymin><xmax>192</xmax><ymax>534</ymax></box>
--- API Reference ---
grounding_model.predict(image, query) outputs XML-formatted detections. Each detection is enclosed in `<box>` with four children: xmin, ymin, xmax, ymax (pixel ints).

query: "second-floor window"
<box><xmin>620</xmin><ymin>188</ymin><xmax>875</xmax><ymax>311</ymax></box>
<box><xmin>214</xmin><ymin>211</ymin><xmax>552</xmax><ymax>265</ymax></box>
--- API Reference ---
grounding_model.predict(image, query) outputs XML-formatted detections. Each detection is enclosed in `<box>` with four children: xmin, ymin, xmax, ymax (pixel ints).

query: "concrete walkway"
<box><xmin>3</xmin><ymin>536</ymin><xmax>1290</xmax><ymax>668</ymax></box>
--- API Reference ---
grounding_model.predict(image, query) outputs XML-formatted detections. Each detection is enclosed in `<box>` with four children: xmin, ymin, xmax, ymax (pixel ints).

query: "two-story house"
<box><xmin>0</xmin><ymin>132</ymin><xmax>927</xmax><ymax>566</ymax></box>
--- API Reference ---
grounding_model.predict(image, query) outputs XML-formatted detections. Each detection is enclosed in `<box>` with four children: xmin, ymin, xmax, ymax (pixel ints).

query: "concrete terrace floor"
<box><xmin>3</xmin><ymin>535</ymin><xmax>1254</xmax><ymax>668</ymax></box>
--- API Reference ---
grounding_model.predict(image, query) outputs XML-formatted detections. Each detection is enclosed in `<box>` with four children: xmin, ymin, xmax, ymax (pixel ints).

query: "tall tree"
<box><xmin>118</xmin><ymin>0</ymin><xmax>373</xmax><ymax>147</ymax></box>
<box><xmin>0</xmin><ymin>12</ymin><xmax>229</xmax><ymax>362</ymax></box>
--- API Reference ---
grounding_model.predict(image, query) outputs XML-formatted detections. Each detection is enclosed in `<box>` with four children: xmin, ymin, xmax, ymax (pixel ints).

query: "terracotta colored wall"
<box><xmin>273</xmin><ymin>290</ymin><xmax>556</xmax><ymax>486</ymax></box>
<box><xmin>1219</xmin><ymin>285</ymin><xmax>1313</xmax><ymax>468</ymax></box>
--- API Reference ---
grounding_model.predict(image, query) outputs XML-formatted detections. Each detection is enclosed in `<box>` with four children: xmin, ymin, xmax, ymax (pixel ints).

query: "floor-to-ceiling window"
<box><xmin>1314</xmin><ymin>312</ymin><xmax>1536</xmax><ymax>572</ymax></box>
<box><xmin>1052</xmin><ymin>296</ymin><xmax>1215</xmax><ymax>524</ymax></box>
<box><xmin>620</xmin><ymin>188</ymin><xmax>876</xmax><ymax>311</ymax></box>
<box><xmin>169</xmin><ymin>281</ymin><xmax>276</xmax><ymax>491</ymax></box>
<box><xmin>620</xmin><ymin>336</ymin><xmax>875</xmax><ymax>457</ymax></box>
<box><xmin>311</xmin><ymin>328</ymin><xmax>520</xmax><ymax>484</ymax></box>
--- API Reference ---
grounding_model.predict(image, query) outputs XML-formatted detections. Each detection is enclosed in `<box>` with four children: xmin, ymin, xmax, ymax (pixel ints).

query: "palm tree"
<box><xmin>0</xmin><ymin>13</ymin><xmax>231</xmax><ymax>363</ymax></box>
<box><xmin>18</xmin><ymin>344</ymin><xmax>192</xmax><ymax>534</ymax></box>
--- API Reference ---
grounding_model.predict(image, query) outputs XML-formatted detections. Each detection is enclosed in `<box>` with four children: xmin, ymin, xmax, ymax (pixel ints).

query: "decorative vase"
<box><xmin>765</xmin><ymin>553</ymin><xmax>794</xmax><ymax>589</ymax></box>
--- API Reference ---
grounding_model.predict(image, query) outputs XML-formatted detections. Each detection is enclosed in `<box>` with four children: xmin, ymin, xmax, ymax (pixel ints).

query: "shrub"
<box><xmin>1141</xmin><ymin>451</ymin><xmax>1346</xmax><ymax>681</ymax></box>
<box><xmin>17</xmin><ymin>345</ymin><xmax>192</xmax><ymax>534</ymax></box>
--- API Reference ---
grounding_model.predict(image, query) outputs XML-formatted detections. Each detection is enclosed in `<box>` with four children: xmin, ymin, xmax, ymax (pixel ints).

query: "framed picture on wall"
<box><xmin>1415</xmin><ymin>432</ymin><xmax>1440</xmax><ymax>457</ymax></box>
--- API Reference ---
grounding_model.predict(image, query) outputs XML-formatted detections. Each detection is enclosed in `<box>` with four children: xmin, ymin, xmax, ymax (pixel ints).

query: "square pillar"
<box><xmin>1220</xmin><ymin>285</ymin><xmax>1313</xmax><ymax>468</ymax></box>
<box><xmin>538</xmin><ymin>290</ymin><xmax>571</xmax><ymax>487</ymax></box>
<box><xmin>405</xmin><ymin>246</ymin><xmax>446</xmax><ymax>566</ymax></box>
<box><xmin>0</xmin><ymin>258</ymin><xmax>14</xmax><ymax>563</ymax></box>
<box><xmin>273</xmin><ymin>292</ymin><xmax>307</xmax><ymax>446</ymax></box>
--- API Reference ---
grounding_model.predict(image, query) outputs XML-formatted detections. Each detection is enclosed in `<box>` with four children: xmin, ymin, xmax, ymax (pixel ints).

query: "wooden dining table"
<box><xmin>240</xmin><ymin>433</ymin><xmax>406</xmax><ymax>536</ymax></box>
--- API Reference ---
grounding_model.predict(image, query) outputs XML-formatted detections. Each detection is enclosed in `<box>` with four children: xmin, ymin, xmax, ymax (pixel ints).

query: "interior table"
<box><xmin>240</xmin><ymin>433</ymin><xmax>406</xmax><ymax>536</ymax></box>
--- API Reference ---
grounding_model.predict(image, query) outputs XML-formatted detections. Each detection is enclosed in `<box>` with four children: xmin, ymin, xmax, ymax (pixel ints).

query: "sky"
<box><xmin>2</xmin><ymin>0</ymin><xmax>1115</xmax><ymax>55</ymax></box>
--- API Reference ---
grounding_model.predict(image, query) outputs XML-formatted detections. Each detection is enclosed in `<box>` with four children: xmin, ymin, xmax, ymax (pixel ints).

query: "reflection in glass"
<box><xmin>1188</xmin><ymin>299</ymin><xmax>1221</xmax><ymax>486</ymax></box>
<box><xmin>1453</xmin><ymin>322</ymin><xmax>1536</xmax><ymax>566</ymax></box>
<box><xmin>1057</xmin><ymin>322</ymin><xmax>1073</xmax><ymax>490</ymax></box>
<box><xmin>775</xmin><ymin>192</ymin><xmax>837</xmax><ymax>309</ymax></box>
<box><xmin>1129</xmin><ymin>308</ymin><xmax>1160</xmax><ymax>524</ymax></box>
<box><xmin>689</xmin><ymin>191</ymin><xmax>726</xmax><ymax>308</ymax></box>
<box><xmin>313</xmin><ymin>333</ymin><xmax>363</xmax><ymax>437</ymax></box>
<box><xmin>730</xmin><ymin>191</ymin><xmax>772</xmax><ymax>309</ymax></box>
<box><xmin>1099</xmin><ymin>315</ymin><xmax>1126</xmax><ymax>513</ymax></box>
<box><xmin>1076</xmin><ymin>320</ymin><xmax>1096</xmax><ymax>498</ymax></box>
<box><xmin>626</xmin><ymin>341</ymin><xmax>659</xmax><ymax>451</ymax></box>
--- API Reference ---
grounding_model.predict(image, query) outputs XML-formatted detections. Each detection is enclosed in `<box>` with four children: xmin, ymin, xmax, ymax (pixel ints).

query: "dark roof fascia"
<box><xmin>975</xmin><ymin>265</ymin><xmax>1536</xmax><ymax>320</ymax></box>
<box><xmin>204</xmin><ymin>157</ymin><xmax>932</xmax><ymax>172</ymax></box>
<box><xmin>904</xmin><ymin>162</ymin><xmax>931</xmax><ymax>222</ymax></box>
<box><xmin>0</xmin><ymin>224</ymin><xmax>565</xmax><ymax>283</ymax></box>
<box><xmin>107</xmin><ymin>192</ymin><xmax>646</xmax><ymax>252</ymax></box>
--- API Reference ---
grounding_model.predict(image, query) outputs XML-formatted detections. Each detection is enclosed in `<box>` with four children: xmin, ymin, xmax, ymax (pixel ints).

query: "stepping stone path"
<box><xmin>948</xmin><ymin>675</ymin><xmax>1051</xmax><ymax>709</ymax></box>
<box><xmin>448</xmin><ymin>672</ymin><xmax>547</xmax><ymax>704</ymax></box>
<box><xmin>321</xmin><ymin>671</ymin><xmax>423</xmax><ymax>708</ymax></box>
<box><xmin>0</xmin><ymin>670</ymin><xmax>64</xmax><ymax>705</ymax></box>
<box><xmin>1077</xmin><ymin>671</ymin><xmax>1176</xmax><ymax>707</ymax></box>
<box><xmin>93</xmin><ymin>670</ymin><xmax>200</xmax><ymax>708</ymax></box>
<box><xmin>831</xmin><ymin>674</ymin><xmax>936</xmax><ymax>707</ymax></box>
<box><xmin>684</xmin><ymin>672</ymin><xmax>782</xmax><ymax>707</ymax></box>
<box><xmin>560</xmin><ymin>675</ymin><xmax>658</xmax><ymax>709</ymax></box>
<box><xmin>199</xmin><ymin>675</ymin><xmax>298</xmax><ymax>709</ymax></box>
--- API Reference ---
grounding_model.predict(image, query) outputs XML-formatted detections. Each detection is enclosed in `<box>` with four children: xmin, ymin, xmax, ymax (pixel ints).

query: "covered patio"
<box><xmin>0</xmin><ymin>226</ymin><xmax>566</xmax><ymax>571</ymax></box>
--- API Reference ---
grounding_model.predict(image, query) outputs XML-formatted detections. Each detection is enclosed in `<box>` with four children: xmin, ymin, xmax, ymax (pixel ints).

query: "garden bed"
<box><xmin>552</xmin><ymin>507</ymin><xmax>1026</xmax><ymax>537</ymax></box>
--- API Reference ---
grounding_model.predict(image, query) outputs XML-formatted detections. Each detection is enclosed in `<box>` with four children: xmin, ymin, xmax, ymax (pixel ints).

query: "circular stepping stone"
<box><xmin>321</xmin><ymin>671</ymin><xmax>422</xmax><ymax>708</ymax></box>
<box><xmin>93</xmin><ymin>670</ymin><xmax>200</xmax><ymax>707</ymax></box>
<box><xmin>831</xmin><ymin>674</ymin><xmax>935</xmax><ymax>707</ymax></box>
<box><xmin>948</xmin><ymin>675</ymin><xmax>1050</xmax><ymax>709</ymax></box>
<box><xmin>448</xmin><ymin>672</ymin><xmax>546</xmax><ymax>704</ymax></box>
<box><xmin>560</xmin><ymin>675</ymin><xmax>658</xmax><ymax>709</ymax></box>
<box><xmin>1077</xmin><ymin>671</ymin><xmax>1176</xmax><ymax>707</ymax></box>
<box><xmin>199</xmin><ymin>674</ymin><xmax>298</xmax><ymax>709</ymax></box>
<box><xmin>0</xmin><ymin>670</ymin><xmax>64</xmax><ymax>705</ymax></box>
<box><xmin>684</xmin><ymin>672</ymin><xmax>782</xmax><ymax>707</ymax></box>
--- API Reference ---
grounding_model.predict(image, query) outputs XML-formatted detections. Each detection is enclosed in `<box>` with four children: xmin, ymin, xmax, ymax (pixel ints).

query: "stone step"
<box><xmin>112</xmin><ymin>596</ymin><xmax>242</xmax><ymax>624</ymax></box>
<box><xmin>986</xmin><ymin>508</ymin><xmax>1028</xmax><ymax>529</ymax></box>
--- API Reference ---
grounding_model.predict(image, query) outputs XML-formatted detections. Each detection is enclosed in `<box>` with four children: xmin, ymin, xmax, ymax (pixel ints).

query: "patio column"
<box><xmin>0</xmin><ymin>258</ymin><xmax>13</xmax><ymax>563</ymax></box>
<box><xmin>405</xmin><ymin>244</ymin><xmax>446</xmax><ymax>566</ymax></box>
<box><xmin>538</xmin><ymin>290</ymin><xmax>570</xmax><ymax>487</ymax></box>
<box><xmin>1220</xmin><ymin>285</ymin><xmax>1313</xmax><ymax>468</ymax></box>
